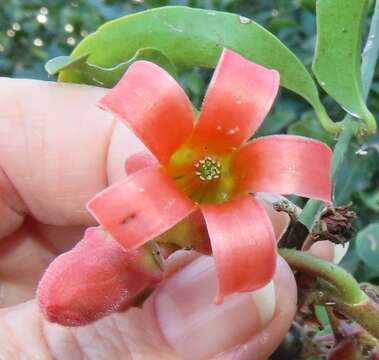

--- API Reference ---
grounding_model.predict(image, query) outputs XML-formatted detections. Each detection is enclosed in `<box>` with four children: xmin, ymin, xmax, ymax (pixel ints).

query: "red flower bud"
<box><xmin>37</xmin><ymin>227</ymin><xmax>163</xmax><ymax>326</ymax></box>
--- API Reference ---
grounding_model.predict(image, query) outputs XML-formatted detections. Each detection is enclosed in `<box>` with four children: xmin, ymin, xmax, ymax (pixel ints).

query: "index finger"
<box><xmin>0</xmin><ymin>78</ymin><xmax>145</xmax><ymax>237</ymax></box>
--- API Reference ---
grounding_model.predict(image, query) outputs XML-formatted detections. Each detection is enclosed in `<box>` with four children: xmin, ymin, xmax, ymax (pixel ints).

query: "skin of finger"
<box><xmin>0</xmin><ymin>162</ymin><xmax>26</xmax><ymax>239</ymax></box>
<box><xmin>106</xmin><ymin>120</ymin><xmax>147</xmax><ymax>184</ymax></box>
<box><xmin>0</xmin><ymin>222</ymin><xmax>87</xmax><ymax>307</ymax></box>
<box><xmin>0</xmin><ymin>255</ymin><xmax>295</xmax><ymax>360</ymax></box>
<box><xmin>0</xmin><ymin>200</ymin><xmax>23</xmax><ymax>239</ymax></box>
<box><xmin>0</xmin><ymin>223</ymin><xmax>56</xmax><ymax>307</ymax></box>
<box><xmin>214</xmin><ymin>256</ymin><xmax>297</xmax><ymax>360</ymax></box>
<box><xmin>0</xmin><ymin>299</ymin><xmax>178</xmax><ymax>360</ymax></box>
<box><xmin>308</xmin><ymin>240</ymin><xmax>335</xmax><ymax>262</ymax></box>
<box><xmin>33</xmin><ymin>222</ymin><xmax>86</xmax><ymax>254</ymax></box>
<box><xmin>163</xmin><ymin>250</ymin><xmax>201</xmax><ymax>278</ymax></box>
<box><xmin>0</xmin><ymin>78</ymin><xmax>115</xmax><ymax>226</ymax></box>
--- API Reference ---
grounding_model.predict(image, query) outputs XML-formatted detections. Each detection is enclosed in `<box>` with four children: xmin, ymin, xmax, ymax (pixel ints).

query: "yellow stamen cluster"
<box><xmin>194</xmin><ymin>156</ymin><xmax>221</xmax><ymax>181</ymax></box>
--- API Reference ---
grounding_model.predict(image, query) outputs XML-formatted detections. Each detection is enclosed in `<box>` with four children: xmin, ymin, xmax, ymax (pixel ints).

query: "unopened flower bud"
<box><xmin>38</xmin><ymin>227</ymin><xmax>163</xmax><ymax>326</ymax></box>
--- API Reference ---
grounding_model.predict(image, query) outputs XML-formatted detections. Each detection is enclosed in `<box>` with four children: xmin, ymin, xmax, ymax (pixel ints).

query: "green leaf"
<box><xmin>45</xmin><ymin>54</ymin><xmax>90</xmax><ymax>76</ymax></box>
<box><xmin>334</xmin><ymin>145</ymin><xmax>377</xmax><ymax>205</ymax></box>
<box><xmin>299</xmin><ymin>0</ymin><xmax>316</xmax><ymax>14</ymax></box>
<box><xmin>340</xmin><ymin>248</ymin><xmax>360</xmax><ymax>275</ymax></box>
<box><xmin>47</xmin><ymin>48</ymin><xmax>177</xmax><ymax>87</ymax></box>
<box><xmin>52</xmin><ymin>6</ymin><xmax>336</xmax><ymax>131</ymax></box>
<box><xmin>255</xmin><ymin>98</ymin><xmax>300</xmax><ymax>137</ymax></box>
<box><xmin>313</xmin><ymin>0</ymin><xmax>376</xmax><ymax>135</ymax></box>
<box><xmin>359</xmin><ymin>189</ymin><xmax>379</xmax><ymax>212</ymax></box>
<box><xmin>315</xmin><ymin>305</ymin><xmax>330</xmax><ymax>328</ymax></box>
<box><xmin>288</xmin><ymin>112</ymin><xmax>336</xmax><ymax>147</ymax></box>
<box><xmin>356</xmin><ymin>223</ymin><xmax>379</xmax><ymax>269</ymax></box>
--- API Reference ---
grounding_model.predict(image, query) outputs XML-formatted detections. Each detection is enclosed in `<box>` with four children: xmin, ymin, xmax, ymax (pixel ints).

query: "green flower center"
<box><xmin>195</xmin><ymin>156</ymin><xmax>222</xmax><ymax>181</ymax></box>
<box><xmin>168</xmin><ymin>145</ymin><xmax>237</xmax><ymax>204</ymax></box>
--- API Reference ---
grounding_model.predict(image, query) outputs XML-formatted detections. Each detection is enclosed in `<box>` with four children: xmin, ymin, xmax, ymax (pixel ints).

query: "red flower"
<box><xmin>90</xmin><ymin>48</ymin><xmax>332</xmax><ymax>299</ymax></box>
<box><xmin>38</xmin><ymin>49</ymin><xmax>332</xmax><ymax>325</ymax></box>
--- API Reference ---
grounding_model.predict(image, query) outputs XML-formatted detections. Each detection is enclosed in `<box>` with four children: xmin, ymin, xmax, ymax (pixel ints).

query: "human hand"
<box><xmin>0</xmin><ymin>78</ymin><xmax>329</xmax><ymax>359</ymax></box>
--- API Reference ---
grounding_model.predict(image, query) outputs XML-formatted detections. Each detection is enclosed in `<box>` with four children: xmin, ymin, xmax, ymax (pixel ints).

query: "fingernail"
<box><xmin>333</xmin><ymin>242</ymin><xmax>349</xmax><ymax>264</ymax></box>
<box><xmin>308</xmin><ymin>241</ymin><xmax>349</xmax><ymax>264</ymax></box>
<box><xmin>309</xmin><ymin>240</ymin><xmax>335</xmax><ymax>262</ymax></box>
<box><xmin>155</xmin><ymin>256</ymin><xmax>276</xmax><ymax>360</ymax></box>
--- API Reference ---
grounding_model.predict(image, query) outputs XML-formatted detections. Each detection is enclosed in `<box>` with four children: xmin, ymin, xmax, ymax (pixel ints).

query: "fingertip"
<box><xmin>217</xmin><ymin>256</ymin><xmax>297</xmax><ymax>360</ymax></box>
<box><xmin>154</xmin><ymin>255</ymin><xmax>296</xmax><ymax>360</ymax></box>
<box><xmin>333</xmin><ymin>242</ymin><xmax>349</xmax><ymax>264</ymax></box>
<box><xmin>308</xmin><ymin>240</ymin><xmax>349</xmax><ymax>264</ymax></box>
<box><xmin>308</xmin><ymin>240</ymin><xmax>335</xmax><ymax>262</ymax></box>
<box><xmin>0</xmin><ymin>79</ymin><xmax>114</xmax><ymax>226</ymax></box>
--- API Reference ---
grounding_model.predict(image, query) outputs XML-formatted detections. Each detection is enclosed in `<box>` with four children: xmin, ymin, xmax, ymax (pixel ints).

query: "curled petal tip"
<box><xmin>87</xmin><ymin>166</ymin><xmax>196</xmax><ymax>251</ymax></box>
<box><xmin>233</xmin><ymin>135</ymin><xmax>333</xmax><ymax>203</ymax></box>
<box><xmin>98</xmin><ymin>60</ymin><xmax>194</xmax><ymax>164</ymax></box>
<box><xmin>190</xmin><ymin>48</ymin><xmax>280</xmax><ymax>152</ymax></box>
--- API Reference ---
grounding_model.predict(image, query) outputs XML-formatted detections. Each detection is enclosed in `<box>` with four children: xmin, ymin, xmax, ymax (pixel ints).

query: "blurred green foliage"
<box><xmin>1</xmin><ymin>0</ymin><xmax>379</xmax><ymax>282</ymax></box>
<box><xmin>0</xmin><ymin>0</ymin><xmax>319</xmax><ymax>80</ymax></box>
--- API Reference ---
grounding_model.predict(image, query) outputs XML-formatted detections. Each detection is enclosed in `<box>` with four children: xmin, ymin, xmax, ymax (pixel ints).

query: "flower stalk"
<box><xmin>332</xmin><ymin>298</ymin><xmax>379</xmax><ymax>340</ymax></box>
<box><xmin>279</xmin><ymin>248</ymin><xmax>365</xmax><ymax>305</ymax></box>
<box><xmin>280</xmin><ymin>248</ymin><xmax>379</xmax><ymax>340</ymax></box>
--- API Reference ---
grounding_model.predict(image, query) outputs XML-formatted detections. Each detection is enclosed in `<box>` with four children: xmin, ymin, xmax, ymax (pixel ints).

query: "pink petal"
<box><xmin>232</xmin><ymin>135</ymin><xmax>332</xmax><ymax>202</ymax></box>
<box><xmin>87</xmin><ymin>166</ymin><xmax>196</xmax><ymax>251</ymax></box>
<box><xmin>125</xmin><ymin>151</ymin><xmax>158</xmax><ymax>175</ymax></box>
<box><xmin>99</xmin><ymin>61</ymin><xmax>194</xmax><ymax>164</ymax></box>
<box><xmin>37</xmin><ymin>227</ymin><xmax>163</xmax><ymax>326</ymax></box>
<box><xmin>189</xmin><ymin>49</ymin><xmax>279</xmax><ymax>153</ymax></box>
<box><xmin>201</xmin><ymin>196</ymin><xmax>276</xmax><ymax>303</ymax></box>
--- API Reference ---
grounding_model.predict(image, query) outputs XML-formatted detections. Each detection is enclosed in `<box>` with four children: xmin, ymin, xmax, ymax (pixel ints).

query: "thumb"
<box><xmin>153</xmin><ymin>254</ymin><xmax>297</xmax><ymax>360</ymax></box>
